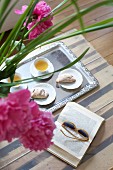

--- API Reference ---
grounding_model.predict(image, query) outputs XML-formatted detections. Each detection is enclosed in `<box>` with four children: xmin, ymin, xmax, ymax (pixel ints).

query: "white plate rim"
<box><xmin>31</xmin><ymin>83</ymin><xmax>56</xmax><ymax>105</ymax></box>
<box><xmin>2</xmin><ymin>75</ymin><xmax>28</xmax><ymax>92</ymax></box>
<box><xmin>10</xmin><ymin>84</ymin><xmax>28</xmax><ymax>92</ymax></box>
<box><xmin>58</xmin><ymin>68</ymin><xmax>83</xmax><ymax>89</ymax></box>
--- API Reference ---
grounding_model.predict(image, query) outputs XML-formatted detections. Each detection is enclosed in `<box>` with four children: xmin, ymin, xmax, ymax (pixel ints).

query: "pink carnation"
<box><xmin>20</xmin><ymin>101</ymin><xmax>56</xmax><ymax>151</ymax></box>
<box><xmin>0</xmin><ymin>89</ymin><xmax>32</xmax><ymax>142</ymax></box>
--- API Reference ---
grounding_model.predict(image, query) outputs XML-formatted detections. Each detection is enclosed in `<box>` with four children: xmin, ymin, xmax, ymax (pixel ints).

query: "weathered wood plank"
<box><xmin>77</xmin><ymin>143</ymin><xmax>113</xmax><ymax>170</ymax></box>
<box><xmin>91</xmin><ymin>31</ymin><xmax>113</xmax><ymax>58</ymax></box>
<box><xmin>105</xmin><ymin>53</ymin><xmax>113</xmax><ymax>66</ymax></box>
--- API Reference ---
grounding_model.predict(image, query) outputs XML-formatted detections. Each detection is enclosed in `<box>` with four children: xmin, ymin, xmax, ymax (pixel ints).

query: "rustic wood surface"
<box><xmin>1</xmin><ymin>0</ymin><xmax>113</xmax><ymax>170</ymax></box>
<box><xmin>1</xmin><ymin>29</ymin><xmax>113</xmax><ymax>169</ymax></box>
<box><xmin>48</xmin><ymin>0</ymin><xmax>113</xmax><ymax>66</ymax></box>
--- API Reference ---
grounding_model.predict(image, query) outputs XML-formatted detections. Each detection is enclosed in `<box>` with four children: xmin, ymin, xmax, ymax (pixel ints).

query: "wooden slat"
<box><xmin>83</xmin><ymin>12</ymin><xmax>113</xmax><ymax>41</ymax></box>
<box><xmin>47</xmin><ymin>0</ymin><xmax>98</xmax><ymax>9</ymax></box>
<box><xmin>77</xmin><ymin>65</ymin><xmax>113</xmax><ymax>103</ymax></box>
<box><xmin>53</xmin><ymin>1</ymin><xmax>113</xmax><ymax>33</ymax></box>
<box><xmin>91</xmin><ymin>31</ymin><xmax>113</xmax><ymax>58</ymax></box>
<box><xmin>30</xmin><ymin>156</ymin><xmax>66</xmax><ymax>170</ymax></box>
<box><xmin>77</xmin><ymin>143</ymin><xmax>113</xmax><ymax>170</ymax></box>
<box><xmin>2</xmin><ymin>0</ymin><xmax>113</xmax><ymax>64</ymax></box>
<box><xmin>105</xmin><ymin>53</ymin><xmax>113</xmax><ymax>66</ymax></box>
<box><xmin>88</xmin><ymin>117</ymin><xmax>113</xmax><ymax>151</ymax></box>
<box><xmin>1</xmin><ymin>151</ymin><xmax>43</xmax><ymax>170</ymax></box>
<box><xmin>48</xmin><ymin>0</ymin><xmax>113</xmax><ymax>65</ymax></box>
<box><xmin>0</xmin><ymin>146</ymin><xmax>28</xmax><ymax>167</ymax></box>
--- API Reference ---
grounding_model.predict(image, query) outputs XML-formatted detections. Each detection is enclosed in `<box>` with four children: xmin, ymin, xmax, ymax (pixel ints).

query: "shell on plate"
<box><xmin>31</xmin><ymin>87</ymin><xmax>49</xmax><ymax>99</ymax></box>
<box><xmin>56</xmin><ymin>73</ymin><xmax>76</xmax><ymax>83</ymax></box>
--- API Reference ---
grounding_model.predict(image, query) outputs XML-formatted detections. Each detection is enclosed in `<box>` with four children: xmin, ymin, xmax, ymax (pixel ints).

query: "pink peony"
<box><xmin>0</xmin><ymin>89</ymin><xmax>56</xmax><ymax>151</ymax></box>
<box><xmin>19</xmin><ymin>101</ymin><xmax>56</xmax><ymax>151</ymax></box>
<box><xmin>14</xmin><ymin>5</ymin><xmax>28</xmax><ymax>15</ymax></box>
<box><xmin>14</xmin><ymin>1</ymin><xmax>53</xmax><ymax>39</ymax></box>
<box><xmin>27</xmin><ymin>19</ymin><xmax>53</xmax><ymax>40</ymax></box>
<box><xmin>33</xmin><ymin>1</ymin><xmax>52</xmax><ymax>21</ymax></box>
<box><xmin>0</xmin><ymin>89</ymin><xmax>33</xmax><ymax>142</ymax></box>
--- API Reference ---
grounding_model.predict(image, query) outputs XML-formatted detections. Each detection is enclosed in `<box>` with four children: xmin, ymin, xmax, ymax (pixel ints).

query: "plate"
<box><xmin>30</xmin><ymin>62</ymin><xmax>54</xmax><ymax>79</ymax></box>
<box><xmin>31</xmin><ymin>83</ymin><xmax>56</xmax><ymax>105</ymax></box>
<box><xmin>2</xmin><ymin>75</ymin><xmax>28</xmax><ymax>93</ymax></box>
<box><xmin>58</xmin><ymin>68</ymin><xmax>83</xmax><ymax>89</ymax></box>
<box><xmin>10</xmin><ymin>84</ymin><xmax>28</xmax><ymax>93</ymax></box>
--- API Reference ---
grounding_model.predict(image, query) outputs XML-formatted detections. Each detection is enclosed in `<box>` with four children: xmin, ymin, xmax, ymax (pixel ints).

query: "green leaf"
<box><xmin>0</xmin><ymin>93</ymin><xmax>8</xmax><ymax>98</ymax></box>
<box><xmin>52</xmin><ymin>47</ymin><xmax>90</xmax><ymax>73</ymax></box>
<box><xmin>0</xmin><ymin>0</ymin><xmax>11</xmax><ymax>19</ymax></box>
<box><xmin>34</xmin><ymin>22</ymin><xmax>113</xmax><ymax>47</ymax></box>
<box><xmin>1</xmin><ymin>0</ymin><xmax>113</xmax><ymax>66</ymax></box>
<box><xmin>0</xmin><ymin>32</ymin><xmax>5</xmax><ymax>41</ymax></box>
<box><xmin>0</xmin><ymin>0</ymin><xmax>38</xmax><ymax>62</ymax></box>
<box><xmin>14</xmin><ymin>41</ymin><xmax>25</xmax><ymax>51</ymax></box>
<box><xmin>0</xmin><ymin>1</ymin><xmax>18</xmax><ymax>30</ymax></box>
<box><xmin>71</xmin><ymin>0</ymin><xmax>84</xmax><ymax>30</ymax></box>
<box><xmin>86</xmin><ymin>17</ymin><xmax>113</xmax><ymax>28</ymax></box>
<box><xmin>11</xmin><ymin>0</ymin><xmax>113</xmax><ymax>64</ymax></box>
<box><xmin>106</xmin><ymin>0</ymin><xmax>113</xmax><ymax>5</ymax></box>
<box><xmin>51</xmin><ymin>0</ymin><xmax>69</xmax><ymax>13</ymax></box>
<box><xmin>1</xmin><ymin>0</ymin><xmax>113</xmax><ymax>86</ymax></box>
<box><xmin>0</xmin><ymin>47</ymin><xmax>89</xmax><ymax>87</ymax></box>
<box><xmin>0</xmin><ymin>64</ymin><xmax>17</xmax><ymax>80</ymax></box>
<box><xmin>0</xmin><ymin>82</ymin><xmax>10</xmax><ymax>96</ymax></box>
<box><xmin>18</xmin><ymin>0</ymin><xmax>39</xmax><ymax>51</ymax></box>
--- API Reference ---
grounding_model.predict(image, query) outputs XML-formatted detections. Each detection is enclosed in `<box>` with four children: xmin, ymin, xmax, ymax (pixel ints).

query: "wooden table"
<box><xmin>1</xmin><ymin>32</ymin><xmax>113</xmax><ymax>170</ymax></box>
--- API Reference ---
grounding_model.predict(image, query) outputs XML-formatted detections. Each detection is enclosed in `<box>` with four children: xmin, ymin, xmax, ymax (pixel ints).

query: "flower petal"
<box><xmin>14</xmin><ymin>5</ymin><xmax>28</xmax><ymax>15</ymax></box>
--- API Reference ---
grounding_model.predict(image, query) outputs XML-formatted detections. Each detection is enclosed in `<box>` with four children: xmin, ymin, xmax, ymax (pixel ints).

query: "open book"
<box><xmin>48</xmin><ymin>102</ymin><xmax>105</xmax><ymax>168</ymax></box>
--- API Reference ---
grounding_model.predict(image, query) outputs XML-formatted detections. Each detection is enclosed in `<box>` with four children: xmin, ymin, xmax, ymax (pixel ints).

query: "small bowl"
<box><xmin>7</xmin><ymin>72</ymin><xmax>22</xmax><ymax>88</ymax></box>
<box><xmin>30</xmin><ymin>57</ymin><xmax>54</xmax><ymax>79</ymax></box>
<box><xmin>33</xmin><ymin>57</ymin><xmax>51</xmax><ymax>75</ymax></box>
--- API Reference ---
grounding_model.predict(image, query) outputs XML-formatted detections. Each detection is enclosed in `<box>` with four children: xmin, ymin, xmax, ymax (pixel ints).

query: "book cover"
<box><xmin>48</xmin><ymin>102</ymin><xmax>105</xmax><ymax>168</ymax></box>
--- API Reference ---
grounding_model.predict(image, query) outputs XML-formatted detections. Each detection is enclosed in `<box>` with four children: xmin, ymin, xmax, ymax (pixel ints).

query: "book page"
<box><xmin>52</xmin><ymin>102</ymin><xmax>104</xmax><ymax>160</ymax></box>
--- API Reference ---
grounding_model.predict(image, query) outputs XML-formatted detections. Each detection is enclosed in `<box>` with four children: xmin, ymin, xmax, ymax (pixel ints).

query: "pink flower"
<box><xmin>0</xmin><ymin>89</ymin><xmax>56</xmax><ymax>151</ymax></box>
<box><xmin>27</xmin><ymin>19</ymin><xmax>53</xmax><ymax>40</ymax></box>
<box><xmin>15</xmin><ymin>1</ymin><xmax>53</xmax><ymax>39</ymax></box>
<box><xmin>20</xmin><ymin>102</ymin><xmax>56</xmax><ymax>151</ymax></box>
<box><xmin>33</xmin><ymin>1</ymin><xmax>51</xmax><ymax>21</ymax></box>
<box><xmin>0</xmin><ymin>89</ymin><xmax>32</xmax><ymax>142</ymax></box>
<box><xmin>14</xmin><ymin>5</ymin><xmax>28</xmax><ymax>15</ymax></box>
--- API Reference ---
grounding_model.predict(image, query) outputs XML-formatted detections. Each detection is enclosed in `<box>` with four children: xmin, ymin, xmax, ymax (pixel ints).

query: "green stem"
<box><xmin>37</xmin><ymin>22</ymin><xmax>113</xmax><ymax>47</ymax></box>
<box><xmin>0</xmin><ymin>48</ymin><xmax>89</xmax><ymax>87</ymax></box>
<box><xmin>71</xmin><ymin>0</ymin><xmax>84</xmax><ymax>30</ymax></box>
<box><xmin>0</xmin><ymin>0</ymin><xmax>36</xmax><ymax>62</ymax></box>
<box><xmin>0</xmin><ymin>32</ymin><xmax>5</xmax><ymax>41</ymax></box>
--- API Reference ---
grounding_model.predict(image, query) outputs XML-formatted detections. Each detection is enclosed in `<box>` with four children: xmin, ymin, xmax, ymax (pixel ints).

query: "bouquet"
<box><xmin>0</xmin><ymin>0</ymin><xmax>113</xmax><ymax>151</ymax></box>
